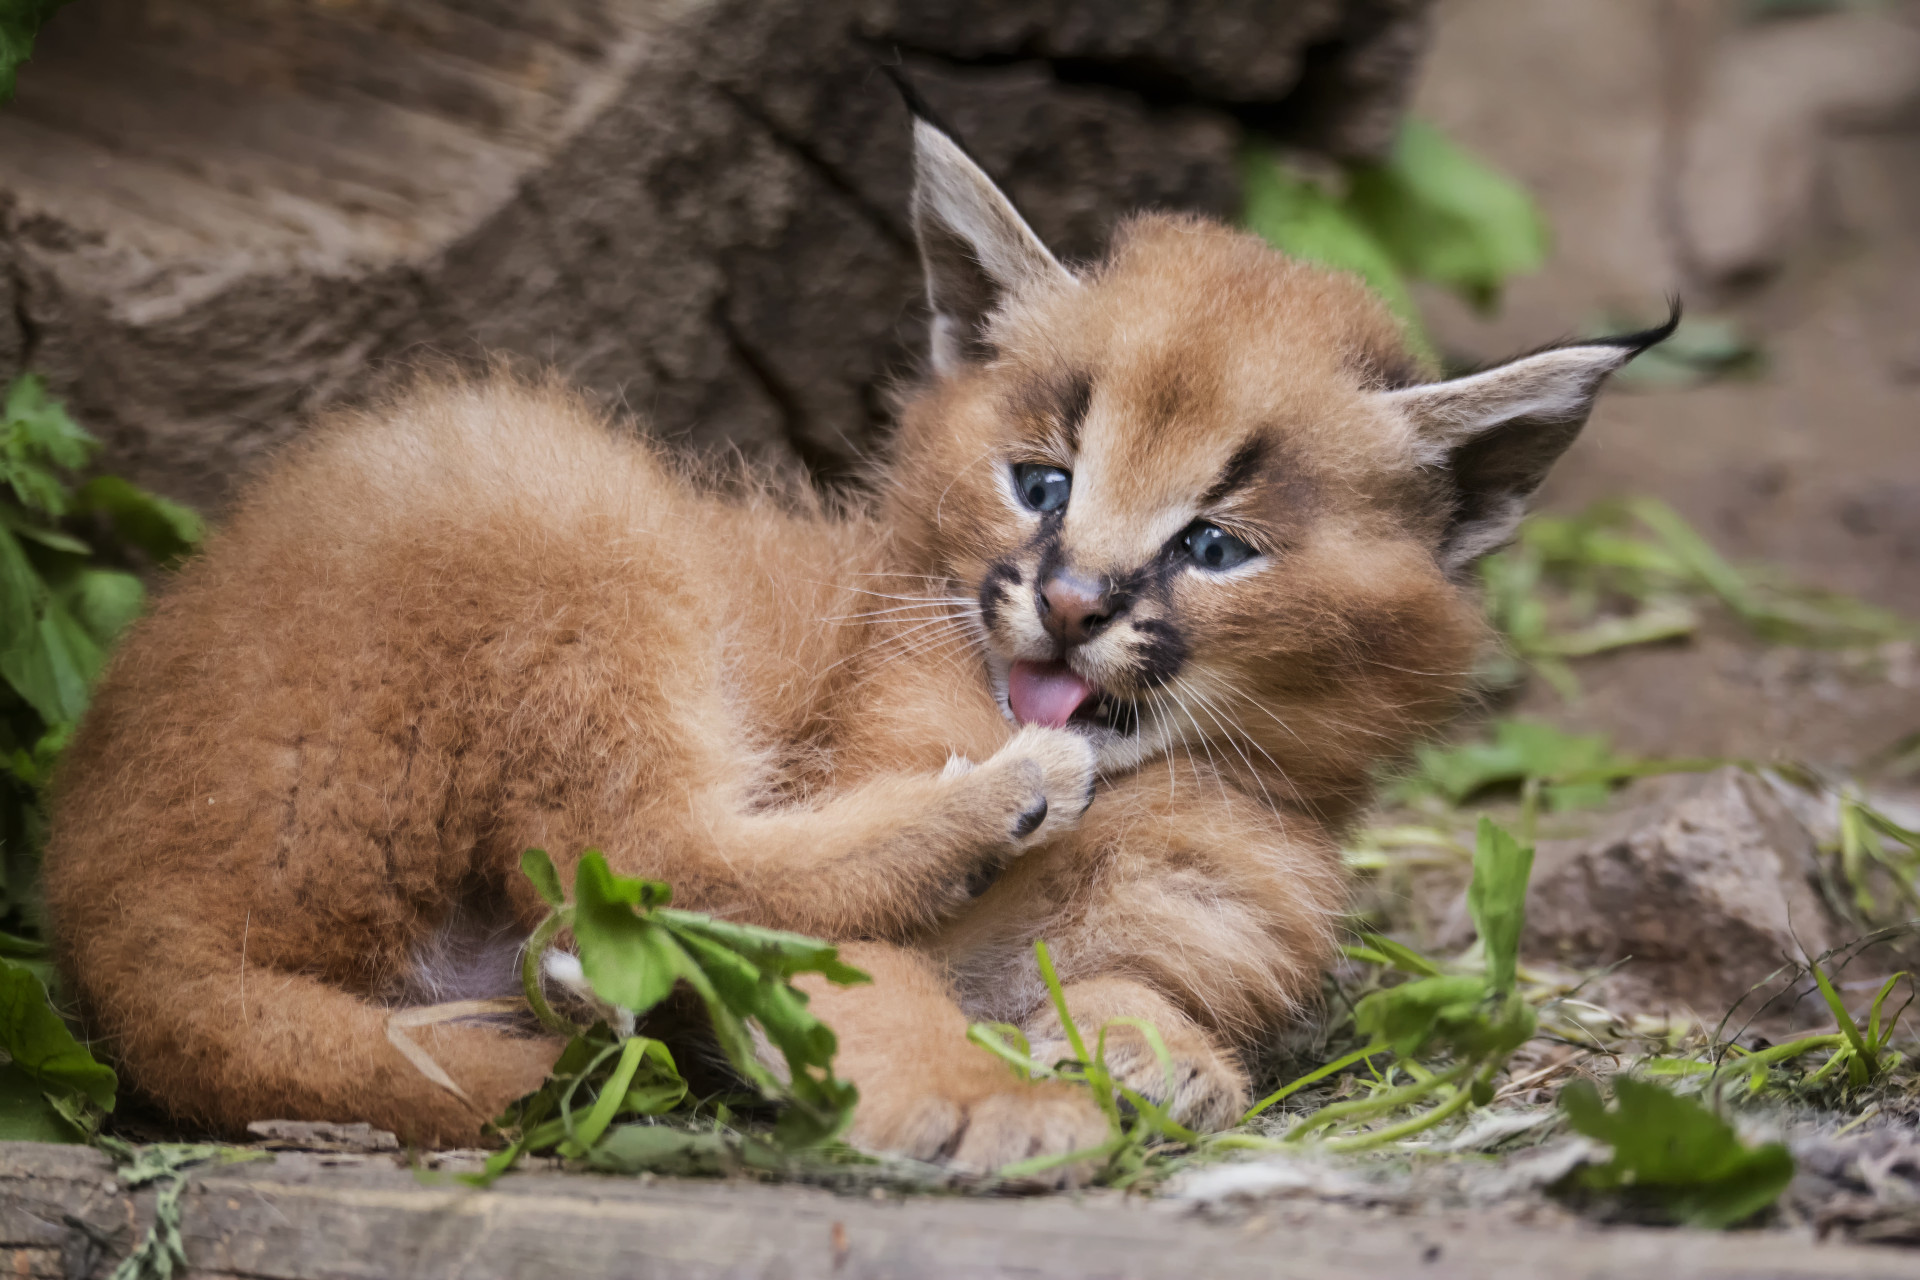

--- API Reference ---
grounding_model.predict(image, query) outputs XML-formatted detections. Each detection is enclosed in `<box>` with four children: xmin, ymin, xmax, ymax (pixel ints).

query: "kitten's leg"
<box><xmin>589</xmin><ymin>725</ymin><xmax>1099</xmax><ymax>941</ymax></box>
<box><xmin>795</xmin><ymin>941</ymin><xmax>1109</xmax><ymax>1185</ymax></box>
<box><xmin>936</xmin><ymin>762</ymin><xmax>1343</xmax><ymax>1135</ymax></box>
<box><xmin>87</xmin><ymin>947</ymin><xmax>559</xmax><ymax>1145</ymax></box>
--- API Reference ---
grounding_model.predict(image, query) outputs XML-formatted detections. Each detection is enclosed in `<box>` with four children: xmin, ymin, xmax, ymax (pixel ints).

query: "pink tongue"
<box><xmin>1007</xmin><ymin>660</ymin><xmax>1098</xmax><ymax>728</ymax></box>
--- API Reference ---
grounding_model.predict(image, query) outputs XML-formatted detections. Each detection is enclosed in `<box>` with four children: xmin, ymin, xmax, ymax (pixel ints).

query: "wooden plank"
<box><xmin>1</xmin><ymin>1141</ymin><xmax>1914</xmax><ymax>1279</ymax></box>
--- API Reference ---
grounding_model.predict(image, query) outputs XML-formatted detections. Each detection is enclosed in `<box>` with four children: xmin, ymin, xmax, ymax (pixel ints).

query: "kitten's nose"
<box><xmin>1038</xmin><ymin>570</ymin><xmax>1114</xmax><ymax>645</ymax></box>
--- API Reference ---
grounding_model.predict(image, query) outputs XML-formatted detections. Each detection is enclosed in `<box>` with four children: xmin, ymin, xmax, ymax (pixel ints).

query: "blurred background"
<box><xmin>2</xmin><ymin>0</ymin><xmax>1916</xmax><ymax>777</ymax></box>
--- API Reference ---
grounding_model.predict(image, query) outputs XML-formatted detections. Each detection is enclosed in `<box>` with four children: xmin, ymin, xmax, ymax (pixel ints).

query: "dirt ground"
<box><xmin>1415</xmin><ymin>0</ymin><xmax>1920</xmax><ymax>769</ymax></box>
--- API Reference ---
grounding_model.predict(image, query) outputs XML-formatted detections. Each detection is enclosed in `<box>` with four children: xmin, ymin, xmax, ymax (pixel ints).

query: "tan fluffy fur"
<box><xmin>44</xmin><ymin>211</ymin><xmax>1498</xmax><ymax>1173</ymax></box>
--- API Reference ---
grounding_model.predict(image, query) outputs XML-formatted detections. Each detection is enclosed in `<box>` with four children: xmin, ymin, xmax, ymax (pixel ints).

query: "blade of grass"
<box><xmin>558</xmin><ymin>1036</ymin><xmax>651</xmax><ymax>1157</ymax></box>
<box><xmin>1034</xmin><ymin>938</ymin><xmax>1119</xmax><ymax>1127</ymax></box>
<box><xmin>1356</xmin><ymin>932</ymin><xmax>1446</xmax><ymax>978</ymax></box>
<box><xmin>1812</xmin><ymin>963</ymin><xmax>1878</xmax><ymax>1080</ymax></box>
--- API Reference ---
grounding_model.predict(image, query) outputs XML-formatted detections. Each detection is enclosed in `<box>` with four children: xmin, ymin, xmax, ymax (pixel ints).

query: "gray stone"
<box><xmin>1522</xmin><ymin>767</ymin><xmax>1847</xmax><ymax>1016</ymax></box>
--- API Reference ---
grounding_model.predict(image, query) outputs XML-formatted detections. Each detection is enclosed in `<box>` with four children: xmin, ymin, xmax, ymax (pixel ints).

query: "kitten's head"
<box><xmin>883</xmin><ymin>116</ymin><xmax>1672</xmax><ymax>815</ymax></box>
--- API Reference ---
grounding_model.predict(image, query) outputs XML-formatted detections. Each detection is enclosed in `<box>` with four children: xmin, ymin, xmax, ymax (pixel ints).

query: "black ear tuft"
<box><xmin>1589</xmin><ymin>296</ymin><xmax>1683</xmax><ymax>355</ymax></box>
<box><xmin>880</xmin><ymin>62</ymin><xmax>957</xmax><ymax>142</ymax></box>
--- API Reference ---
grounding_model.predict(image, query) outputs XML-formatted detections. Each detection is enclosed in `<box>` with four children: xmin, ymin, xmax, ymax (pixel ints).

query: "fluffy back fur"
<box><xmin>40</xmin><ymin>111</ymin><xmax>1664</xmax><ymax>1171</ymax></box>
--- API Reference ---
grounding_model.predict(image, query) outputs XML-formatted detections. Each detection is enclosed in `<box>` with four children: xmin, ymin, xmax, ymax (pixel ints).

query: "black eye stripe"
<box><xmin>1200</xmin><ymin>435</ymin><xmax>1269</xmax><ymax>507</ymax></box>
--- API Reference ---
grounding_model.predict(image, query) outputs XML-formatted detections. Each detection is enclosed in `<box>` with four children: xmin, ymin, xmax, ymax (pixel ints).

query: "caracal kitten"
<box><xmin>43</xmin><ymin>110</ymin><xmax>1672</xmax><ymax>1176</ymax></box>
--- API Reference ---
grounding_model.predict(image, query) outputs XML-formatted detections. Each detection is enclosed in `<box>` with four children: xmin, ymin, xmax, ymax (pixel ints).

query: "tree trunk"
<box><xmin>0</xmin><ymin>0</ymin><xmax>1430</xmax><ymax>507</ymax></box>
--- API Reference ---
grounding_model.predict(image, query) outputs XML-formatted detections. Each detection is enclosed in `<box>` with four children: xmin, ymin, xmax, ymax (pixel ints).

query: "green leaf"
<box><xmin>508</xmin><ymin>852</ymin><xmax>864</xmax><ymax>1160</ymax></box>
<box><xmin>587</xmin><ymin>1125</ymin><xmax>738</xmax><ymax>1177</ymax></box>
<box><xmin>0</xmin><ymin>956</ymin><xmax>116</xmax><ymax>1111</ymax></box>
<box><xmin>3</xmin><ymin>375</ymin><xmax>94</xmax><ymax>487</ymax></box>
<box><xmin>0</xmin><ymin>0</ymin><xmax>72</xmax><ymax>101</ymax></box>
<box><xmin>569</xmin><ymin>851</ymin><xmax>689</xmax><ymax>1015</ymax></box>
<box><xmin>1395</xmin><ymin>719</ymin><xmax>1625</xmax><ymax>807</ymax></box>
<box><xmin>1559</xmin><ymin>1076</ymin><xmax>1794</xmax><ymax>1228</ymax></box>
<box><xmin>0</xmin><ymin>507</ymin><xmax>90</xmax><ymax>556</ymax></box>
<box><xmin>0</xmin><ymin>593</ymin><xmax>105</xmax><ymax>725</ymax></box>
<box><xmin>519</xmin><ymin>848</ymin><xmax>565</xmax><ymax>908</ymax></box>
<box><xmin>1352</xmin><ymin>972</ymin><xmax>1489</xmax><ymax>1057</ymax></box>
<box><xmin>660</xmin><ymin>911</ymin><xmax>869</xmax><ymax>988</ymax></box>
<box><xmin>56</xmin><ymin>567</ymin><xmax>145</xmax><ymax>648</ymax></box>
<box><xmin>1345</xmin><ymin>118</ymin><xmax>1549</xmax><ymax>314</ymax></box>
<box><xmin>1241</xmin><ymin>146</ymin><xmax>1433</xmax><ymax>362</ymax></box>
<box><xmin>75</xmin><ymin>476</ymin><xmax>205</xmax><ymax>566</ymax></box>
<box><xmin>0</xmin><ymin>1061</ymin><xmax>85</xmax><ymax>1141</ymax></box>
<box><xmin>1467</xmin><ymin>816</ymin><xmax>1534</xmax><ymax>994</ymax></box>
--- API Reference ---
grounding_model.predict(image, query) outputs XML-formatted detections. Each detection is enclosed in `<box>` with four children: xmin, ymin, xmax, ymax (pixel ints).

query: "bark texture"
<box><xmin>0</xmin><ymin>0</ymin><xmax>1431</xmax><ymax>507</ymax></box>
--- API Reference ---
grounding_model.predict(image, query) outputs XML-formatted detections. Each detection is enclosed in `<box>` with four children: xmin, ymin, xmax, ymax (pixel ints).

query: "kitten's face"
<box><xmin>892</xmin><ymin>217</ymin><xmax>1482</xmax><ymax>797</ymax></box>
<box><xmin>884</xmin><ymin>117</ymin><xmax>1662</xmax><ymax>811</ymax></box>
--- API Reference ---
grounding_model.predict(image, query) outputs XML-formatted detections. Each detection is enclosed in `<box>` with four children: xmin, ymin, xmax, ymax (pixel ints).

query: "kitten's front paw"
<box><xmin>977</xmin><ymin>724</ymin><xmax>1098</xmax><ymax>847</ymax></box>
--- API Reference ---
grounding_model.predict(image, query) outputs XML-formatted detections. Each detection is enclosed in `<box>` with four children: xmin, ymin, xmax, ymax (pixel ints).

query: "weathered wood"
<box><xmin>0</xmin><ymin>0</ymin><xmax>1430</xmax><ymax>509</ymax></box>
<box><xmin>1</xmin><ymin>1141</ymin><xmax>1913</xmax><ymax>1279</ymax></box>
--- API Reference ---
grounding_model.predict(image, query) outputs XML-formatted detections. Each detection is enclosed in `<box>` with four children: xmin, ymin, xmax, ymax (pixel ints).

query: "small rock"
<box><xmin>1168</xmin><ymin>1154</ymin><xmax>1396</xmax><ymax>1210</ymax></box>
<box><xmin>1521</xmin><ymin>767</ymin><xmax>1844</xmax><ymax>1015</ymax></box>
<box><xmin>1792</xmin><ymin>1129</ymin><xmax>1920</xmax><ymax>1244</ymax></box>
<box><xmin>245</xmin><ymin>1120</ymin><xmax>400</xmax><ymax>1153</ymax></box>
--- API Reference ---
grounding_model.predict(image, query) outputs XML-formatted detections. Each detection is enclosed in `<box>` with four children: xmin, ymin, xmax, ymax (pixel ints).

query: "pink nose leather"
<box><xmin>1039</xmin><ymin>572</ymin><xmax>1111</xmax><ymax>644</ymax></box>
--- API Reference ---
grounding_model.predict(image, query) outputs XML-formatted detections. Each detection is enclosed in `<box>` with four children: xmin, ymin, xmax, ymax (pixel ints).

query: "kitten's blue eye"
<box><xmin>1013</xmin><ymin>463</ymin><xmax>1071</xmax><ymax>513</ymax></box>
<box><xmin>1184</xmin><ymin>523</ymin><xmax>1255</xmax><ymax>571</ymax></box>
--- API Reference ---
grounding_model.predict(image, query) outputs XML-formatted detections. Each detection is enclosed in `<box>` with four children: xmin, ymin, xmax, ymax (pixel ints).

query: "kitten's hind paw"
<box><xmin>1023</xmin><ymin>1021</ymin><xmax>1250</xmax><ymax>1133</ymax></box>
<box><xmin>849</xmin><ymin>1076</ymin><xmax>1111</xmax><ymax>1189</ymax></box>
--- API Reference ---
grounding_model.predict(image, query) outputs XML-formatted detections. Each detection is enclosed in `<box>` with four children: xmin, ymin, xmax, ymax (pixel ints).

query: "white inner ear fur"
<box><xmin>911</xmin><ymin>118</ymin><xmax>1075</xmax><ymax>375</ymax></box>
<box><xmin>1386</xmin><ymin>343</ymin><xmax>1638</xmax><ymax>464</ymax></box>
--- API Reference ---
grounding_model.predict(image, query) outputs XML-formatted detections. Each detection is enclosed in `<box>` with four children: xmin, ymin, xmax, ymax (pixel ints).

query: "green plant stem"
<box><xmin>1322</xmin><ymin>1079</ymin><xmax>1476</xmax><ymax>1152</ymax></box>
<box><xmin>559</xmin><ymin>1036</ymin><xmax>649</xmax><ymax>1157</ymax></box>
<box><xmin>1034</xmin><ymin>939</ymin><xmax>1120</xmax><ymax>1128</ymax></box>
<box><xmin>1282</xmin><ymin>1060</ymin><xmax>1475</xmax><ymax>1140</ymax></box>
<box><xmin>1240</xmin><ymin>1042</ymin><xmax>1387</xmax><ymax>1122</ymax></box>
<box><xmin>995</xmin><ymin>1134</ymin><xmax>1128</xmax><ymax>1182</ymax></box>
<box><xmin>520</xmin><ymin>911</ymin><xmax>574</xmax><ymax>1035</ymax></box>
<box><xmin>1724</xmin><ymin>1033</ymin><xmax>1845</xmax><ymax>1074</ymax></box>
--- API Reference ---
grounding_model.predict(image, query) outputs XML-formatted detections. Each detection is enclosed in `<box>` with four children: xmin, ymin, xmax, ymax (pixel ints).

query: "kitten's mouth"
<box><xmin>1006</xmin><ymin>659</ymin><xmax>1136</xmax><ymax>733</ymax></box>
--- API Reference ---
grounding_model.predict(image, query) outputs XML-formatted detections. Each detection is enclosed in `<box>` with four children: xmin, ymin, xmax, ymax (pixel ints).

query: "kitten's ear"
<box><xmin>908</xmin><ymin>114</ymin><xmax>1074</xmax><ymax>375</ymax></box>
<box><xmin>1389</xmin><ymin>304</ymin><xmax>1680</xmax><ymax>575</ymax></box>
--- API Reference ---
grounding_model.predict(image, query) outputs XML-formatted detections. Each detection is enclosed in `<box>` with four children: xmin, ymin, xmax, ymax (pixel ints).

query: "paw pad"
<box><xmin>1011</xmin><ymin>796</ymin><xmax>1048</xmax><ymax>839</ymax></box>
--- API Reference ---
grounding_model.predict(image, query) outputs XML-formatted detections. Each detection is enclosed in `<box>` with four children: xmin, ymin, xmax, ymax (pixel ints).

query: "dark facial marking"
<box><xmin>1200</xmin><ymin>435</ymin><xmax>1270</xmax><ymax>507</ymax></box>
<box><xmin>1007</xmin><ymin>370</ymin><xmax>1093</xmax><ymax>451</ymax></box>
<box><xmin>1132</xmin><ymin>621</ymin><xmax>1189</xmax><ymax>689</ymax></box>
<box><xmin>977</xmin><ymin>561</ymin><xmax>1020</xmax><ymax>630</ymax></box>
